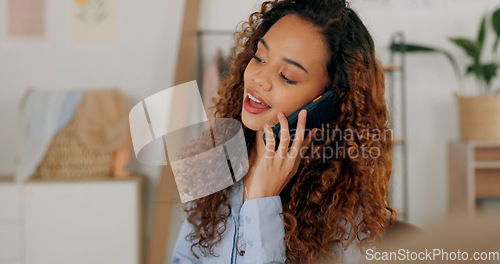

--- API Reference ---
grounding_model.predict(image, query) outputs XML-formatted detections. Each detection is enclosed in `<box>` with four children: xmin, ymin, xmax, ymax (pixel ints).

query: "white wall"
<box><xmin>1</xmin><ymin>0</ymin><xmax>500</xmax><ymax>260</ymax></box>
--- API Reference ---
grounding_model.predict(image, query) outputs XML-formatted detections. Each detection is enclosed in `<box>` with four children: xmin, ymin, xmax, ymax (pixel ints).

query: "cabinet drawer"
<box><xmin>0</xmin><ymin>223</ymin><xmax>21</xmax><ymax>259</ymax></box>
<box><xmin>24</xmin><ymin>180</ymin><xmax>140</xmax><ymax>264</ymax></box>
<box><xmin>0</xmin><ymin>185</ymin><xmax>21</xmax><ymax>221</ymax></box>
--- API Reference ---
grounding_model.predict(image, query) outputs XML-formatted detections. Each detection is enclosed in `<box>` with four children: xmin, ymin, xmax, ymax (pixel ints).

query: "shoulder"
<box><xmin>331</xmin><ymin>209</ymin><xmax>370</xmax><ymax>263</ymax></box>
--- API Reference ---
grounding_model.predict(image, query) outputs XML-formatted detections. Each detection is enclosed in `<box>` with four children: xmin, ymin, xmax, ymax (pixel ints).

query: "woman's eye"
<box><xmin>252</xmin><ymin>54</ymin><xmax>263</xmax><ymax>63</ymax></box>
<box><xmin>280</xmin><ymin>72</ymin><xmax>297</xmax><ymax>85</ymax></box>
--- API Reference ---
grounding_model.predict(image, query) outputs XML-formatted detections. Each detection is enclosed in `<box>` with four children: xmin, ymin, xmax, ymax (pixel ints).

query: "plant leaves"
<box><xmin>449</xmin><ymin>38</ymin><xmax>481</xmax><ymax>63</ymax></box>
<box><xmin>477</xmin><ymin>15</ymin><xmax>486</xmax><ymax>56</ymax></box>
<box><xmin>389</xmin><ymin>43</ymin><xmax>439</xmax><ymax>52</ymax></box>
<box><xmin>466</xmin><ymin>64</ymin><xmax>483</xmax><ymax>85</ymax></box>
<box><xmin>388</xmin><ymin>42</ymin><xmax>464</xmax><ymax>90</ymax></box>
<box><xmin>482</xmin><ymin>63</ymin><xmax>498</xmax><ymax>86</ymax></box>
<box><xmin>466</xmin><ymin>64</ymin><xmax>478</xmax><ymax>75</ymax></box>
<box><xmin>492</xmin><ymin>7</ymin><xmax>500</xmax><ymax>52</ymax></box>
<box><xmin>466</xmin><ymin>63</ymin><xmax>498</xmax><ymax>87</ymax></box>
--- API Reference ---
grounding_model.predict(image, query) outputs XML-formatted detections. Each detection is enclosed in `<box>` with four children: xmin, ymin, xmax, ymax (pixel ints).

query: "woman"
<box><xmin>172</xmin><ymin>0</ymin><xmax>395</xmax><ymax>263</ymax></box>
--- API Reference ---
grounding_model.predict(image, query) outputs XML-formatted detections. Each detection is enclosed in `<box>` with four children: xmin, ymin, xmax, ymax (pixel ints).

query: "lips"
<box><xmin>243</xmin><ymin>89</ymin><xmax>272</xmax><ymax>114</ymax></box>
<box><xmin>246</xmin><ymin>89</ymin><xmax>270</xmax><ymax>107</ymax></box>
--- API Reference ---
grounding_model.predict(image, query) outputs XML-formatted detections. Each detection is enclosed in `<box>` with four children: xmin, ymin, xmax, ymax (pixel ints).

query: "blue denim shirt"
<box><xmin>171</xmin><ymin>179</ymin><xmax>364</xmax><ymax>263</ymax></box>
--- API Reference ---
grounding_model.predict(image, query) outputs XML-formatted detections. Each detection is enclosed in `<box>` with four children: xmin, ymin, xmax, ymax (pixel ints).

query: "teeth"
<box><xmin>248</xmin><ymin>93</ymin><xmax>263</xmax><ymax>104</ymax></box>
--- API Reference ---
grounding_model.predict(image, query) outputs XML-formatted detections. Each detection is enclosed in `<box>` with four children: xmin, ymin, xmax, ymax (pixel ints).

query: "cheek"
<box><xmin>278</xmin><ymin>90</ymin><xmax>318</xmax><ymax>116</ymax></box>
<box><xmin>279</xmin><ymin>99</ymin><xmax>302</xmax><ymax>115</ymax></box>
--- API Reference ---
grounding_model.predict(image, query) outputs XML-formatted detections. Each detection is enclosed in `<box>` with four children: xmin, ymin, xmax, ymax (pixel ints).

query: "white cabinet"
<box><xmin>24</xmin><ymin>178</ymin><xmax>142</xmax><ymax>264</ymax></box>
<box><xmin>0</xmin><ymin>180</ymin><xmax>22</xmax><ymax>264</ymax></box>
<box><xmin>0</xmin><ymin>183</ymin><xmax>22</xmax><ymax>222</ymax></box>
<box><xmin>0</xmin><ymin>177</ymin><xmax>142</xmax><ymax>264</ymax></box>
<box><xmin>0</xmin><ymin>181</ymin><xmax>22</xmax><ymax>264</ymax></box>
<box><xmin>0</xmin><ymin>224</ymin><xmax>22</xmax><ymax>263</ymax></box>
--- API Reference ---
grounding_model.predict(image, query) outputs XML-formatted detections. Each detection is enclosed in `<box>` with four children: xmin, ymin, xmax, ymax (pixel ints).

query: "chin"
<box><xmin>241</xmin><ymin>110</ymin><xmax>266</xmax><ymax>131</ymax></box>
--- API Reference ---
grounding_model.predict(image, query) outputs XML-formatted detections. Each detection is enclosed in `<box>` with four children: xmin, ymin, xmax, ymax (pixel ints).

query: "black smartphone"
<box><xmin>263</xmin><ymin>89</ymin><xmax>339</xmax><ymax>149</ymax></box>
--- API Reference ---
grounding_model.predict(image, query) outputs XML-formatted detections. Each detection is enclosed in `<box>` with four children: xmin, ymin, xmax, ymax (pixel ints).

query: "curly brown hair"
<box><xmin>184</xmin><ymin>0</ymin><xmax>396</xmax><ymax>263</ymax></box>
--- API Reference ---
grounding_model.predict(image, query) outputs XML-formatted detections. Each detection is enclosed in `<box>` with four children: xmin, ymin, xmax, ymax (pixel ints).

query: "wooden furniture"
<box><xmin>448</xmin><ymin>141</ymin><xmax>500</xmax><ymax>214</ymax></box>
<box><xmin>0</xmin><ymin>176</ymin><xmax>143</xmax><ymax>264</ymax></box>
<box><xmin>148</xmin><ymin>1</ymin><xmax>202</xmax><ymax>264</ymax></box>
<box><xmin>385</xmin><ymin>31</ymin><xmax>409</xmax><ymax>221</ymax></box>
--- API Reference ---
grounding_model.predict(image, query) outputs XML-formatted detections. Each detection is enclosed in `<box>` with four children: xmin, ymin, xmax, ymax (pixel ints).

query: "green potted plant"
<box><xmin>390</xmin><ymin>7</ymin><xmax>500</xmax><ymax>141</ymax></box>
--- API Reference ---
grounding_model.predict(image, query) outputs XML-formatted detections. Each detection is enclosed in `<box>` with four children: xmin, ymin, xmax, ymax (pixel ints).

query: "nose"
<box><xmin>252</xmin><ymin>68</ymin><xmax>272</xmax><ymax>92</ymax></box>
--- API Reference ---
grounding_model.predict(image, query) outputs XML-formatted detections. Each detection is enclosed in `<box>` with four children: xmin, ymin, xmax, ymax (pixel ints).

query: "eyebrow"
<box><xmin>259</xmin><ymin>38</ymin><xmax>270</xmax><ymax>51</ymax></box>
<box><xmin>259</xmin><ymin>38</ymin><xmax>309</xmax><ymax>74</ymax></box>
<box><xmin>283</xmin><ymin>57</ymin><xmax>309</xmax><ymax>74</ymax></box>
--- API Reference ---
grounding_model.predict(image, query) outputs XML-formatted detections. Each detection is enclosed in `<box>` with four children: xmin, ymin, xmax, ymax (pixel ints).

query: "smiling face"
<box><xmin>241</xmin><ymin>14</ymin><xmax>330</xmax><ymax>131</ymax></box>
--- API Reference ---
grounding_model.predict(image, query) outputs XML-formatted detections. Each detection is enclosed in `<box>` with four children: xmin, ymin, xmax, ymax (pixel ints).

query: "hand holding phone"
<box><xmin>263</xmin><ymin>89</ymin><xmax>339</xmax><ymax>150</ymax></box>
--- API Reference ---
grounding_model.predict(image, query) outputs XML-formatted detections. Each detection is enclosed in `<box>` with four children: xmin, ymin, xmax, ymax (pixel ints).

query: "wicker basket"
<box><xmin>457</xmin><ymin>94</ymin><xmax>500</xmax><ymax>141</ymax></box>
<box><xmin>36</xmin><ymin>119</ymin><xmax>113</xmax><ymax>180</ymax></box>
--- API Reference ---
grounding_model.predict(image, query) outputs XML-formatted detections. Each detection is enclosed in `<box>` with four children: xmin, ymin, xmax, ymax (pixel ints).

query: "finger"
<box><xmin>290</xmin><ymin>128</ymin><xmax>317</xmax><ymax>175</ymax></box>
<box><xmin>289</xmin><ymin>109</ymin><xmax>307</xmax><ymax>159</ymax></box>
<box><xmin>299</xmin><ymin>128</ymin><xmax>316</xmax><ymax>157</ymax></box>
<box><xmin>277</xmin><ymin>112</ymin><xmax>290</xmax><ymax>159</ymax></box>
<box><xmin>263</xmin><ymin>123</ymin><xmax>275</xmax><ymax>159</ymax></box>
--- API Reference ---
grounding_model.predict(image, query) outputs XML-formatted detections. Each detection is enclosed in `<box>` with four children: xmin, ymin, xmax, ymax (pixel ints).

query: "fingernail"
<box><xmin>300</xmin><ymin>110</ymin><xmax>306</xmax><ymax>118</ymax></box>
<box><xmin>278</xmin><ymin>112</ymin><xmax>285</xmax><ymax>117</ymax></box>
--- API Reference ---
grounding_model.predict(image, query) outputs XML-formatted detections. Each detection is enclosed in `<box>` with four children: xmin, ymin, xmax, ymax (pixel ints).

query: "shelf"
<box><xmin>476</xmin><ymin>169</ymin><xmax>500</xmax><ymax>197</ymax></box>
<box><xmin>0</xmin><ymin>176</ymin><xmax>14</xmax><ymax>183</ymax></box>
<box><xmin>27</xmin><ymin>174</ymin><xmax>144</xmax><ymax>183</ymax></box>
<box><xmin>386</xmin><ymin>31</ymin><xmax>409</xmax><ymax>222</ymax></box>
<box><xmin>383</xmin><ymin>64</ymin><xmax>403</xmax><ymax>72</ymax></box>
<box><xmin>475</xmin><ymin>146</ymin><xmax>500</xmax><ymax>161</ymax></box>
<box><xmin>449</xmin><ymin>141</ymin><xmax>500</xmax><ymax>214</ymax></box>
<box><xmin>393</xmin><ymin>138</ymin><xmax>404</xmax><ymax>145</ymax></box>
<box><xmin>475</xmin><ymin>161</ymin><xmax>500</xmax><ymax>169</ymax></box>
<box><xmin>385</xmin><ymin>210</ymin><xmax>406</xmax><ymax>219</ymax></box>
<box><xmin>395</xmin><ymin>210</ymin><xmax>406</xmax><ymax>218</ymax></box>
<box><xmin>468</xmin><ymin>141</ymin><xmax>500</xmax><ymax>148</ymax></box>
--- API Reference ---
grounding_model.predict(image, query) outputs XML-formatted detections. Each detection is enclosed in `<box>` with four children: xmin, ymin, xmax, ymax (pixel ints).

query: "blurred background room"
<box><xmin>0</xmin><ymin>0</ymin><xmax>499</xmax><ymax>263</ymax></box>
